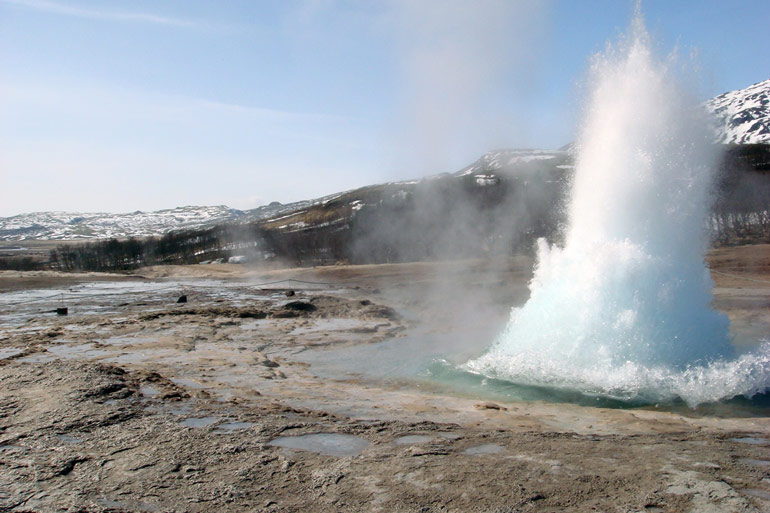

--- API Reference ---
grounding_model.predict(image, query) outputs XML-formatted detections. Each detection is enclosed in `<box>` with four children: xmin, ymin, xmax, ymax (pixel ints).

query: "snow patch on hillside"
<box><xmin>706</xmin><ymin>78</ymin><xmax>770</xmax><ymax>144</ymax></box>
<box><xmin>0</xmin><ymin>206</ymin><xmax>243</xmax><ymax>241</ymax></box>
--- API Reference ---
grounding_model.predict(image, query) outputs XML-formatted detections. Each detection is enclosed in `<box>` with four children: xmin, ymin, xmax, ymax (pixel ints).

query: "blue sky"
<box><xmin>1</xmin><ymin>0</ymin><xmax>768</xmax><ymax>217</ymax></box>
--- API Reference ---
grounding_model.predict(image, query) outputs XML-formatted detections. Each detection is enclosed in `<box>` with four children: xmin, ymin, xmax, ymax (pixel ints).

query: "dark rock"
<box><xmin>283</xmin><ymin>301</ymin><xmax>317</xmax><ymax>312</ymax></box>
<box><xmin>83</xmin><ymin>382</ymin><xmax>129</xmax><ymax>399</ymax></box>
<box><xmin>364</xmin><ymin>305</ymin><xmax>399</xmax><ymax>320</ymax></box>
<box><xmin>95</xmin><ymin>364</ymin><xmax>126</xmax><ymax>376</ymax></box>
<box><xmin>237</xmin><ymin>310</ymin><xmax>267</xmax><ymax>319</ymax></box>
<box><xmin>272</xmin><ymin>311</ymin><xmax>298</xmax><ymax>319</ymax></box>
<box><xmin>55</xmin><ymin>456</ymin><xmax>88</xmax><ymax>477</ymax></box>
<box><xmin>161</xmin><ymin>391</ymin><xmax>188</xmax><ymax>400</ymax></box>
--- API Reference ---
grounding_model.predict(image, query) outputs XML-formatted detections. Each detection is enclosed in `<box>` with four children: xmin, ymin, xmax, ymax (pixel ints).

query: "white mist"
<box><xmin>465</xmin><ymin>16</ymin><xmax>770</xmax><ymax>406</ymax></box>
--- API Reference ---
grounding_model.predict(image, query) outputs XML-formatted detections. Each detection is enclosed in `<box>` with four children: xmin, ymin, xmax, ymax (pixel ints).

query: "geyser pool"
<box><xmin>464</xmin><ymin>15</ymin><xmax>770</xmax><ymax>407</ymax></box>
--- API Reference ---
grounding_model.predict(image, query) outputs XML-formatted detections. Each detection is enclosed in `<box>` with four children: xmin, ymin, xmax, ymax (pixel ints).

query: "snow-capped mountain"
<box><xmin>455</xmin><ymin>149</ymin><xmax>571</xmax><ymax>178</ymax></box>
<box><xmin>0</xmin><ymin>195</ymin><xmax>368</xmax><ymax>242</ymax></box>
<box><xmin>3</xmin><ymin>79</ymin><xmax>767</xmax><ymax>242</ymax></box>
<box><xmin>0</xmin><ymin>206</ymin><xmax>244</xmax><ymax>241</ymax></box>
<box><xmin>706</xmin><ymin>78</ymin><xmax>770</xmax><ymax>144</ymax></box>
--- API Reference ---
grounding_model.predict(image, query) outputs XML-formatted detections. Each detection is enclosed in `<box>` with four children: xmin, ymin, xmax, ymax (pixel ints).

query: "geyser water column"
<box><xmin>464</xmin><ymin>16</ymin><xmax>770</xmax><ymax>406</ymax></box>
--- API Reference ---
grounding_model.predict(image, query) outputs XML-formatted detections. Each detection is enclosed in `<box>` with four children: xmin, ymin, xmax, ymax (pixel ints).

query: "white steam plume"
<box><xmin>388</xmin><ymin>0</ymin><xmax>548</xmax><ymax>174</ymax></box>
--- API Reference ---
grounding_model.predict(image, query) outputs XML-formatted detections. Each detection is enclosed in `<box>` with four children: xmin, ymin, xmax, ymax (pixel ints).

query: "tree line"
<box><xmin>47</xmin><ymin>224</ymin><xmax>265</xmax><ymax>272</ymax></box>
<box><xmin>710</xmin><ymin>144</ymin><xmax>770</xmax><ymax>245</ymax></box>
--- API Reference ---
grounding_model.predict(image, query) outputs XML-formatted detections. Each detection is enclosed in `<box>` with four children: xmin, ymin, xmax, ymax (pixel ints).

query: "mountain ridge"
<box><xmin>705</xmin><ymin>78</ymin><xmax>770</xmax><ymax>144</ymax></box>
<box><xmin>2</xmin><ymin>78</ymin><xmax>768</xmax><ymax>242</ymax></box>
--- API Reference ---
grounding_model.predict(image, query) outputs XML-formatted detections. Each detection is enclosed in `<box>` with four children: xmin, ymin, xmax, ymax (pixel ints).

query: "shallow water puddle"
<box><xmin>0</xmin><ymin>278</ymin><xmax>260</xmax><ymax>326</ymax></box>
<box><xmin>0</xmin><ymin>347</ymin><xmax>24</xmax><ymax>359</ymax></box>
<box><xmin>169</xmin><ymin>405</ymin><xmax>193</xmax><ymax>415</ymax></box>
<box><xmin>180</xmin><ymin>416</ymin><xmax>218</xmax><ymax>428</ymax></box>
<box><xmin>463</xmin><ymin>443</ymin><xmax>504</xmax><ymax>455</ymax></box>
<box><xmin>55</xmin><ymin>434</ymin><xmax>82</xmax><ymax>444</ymax></box>
<box><xmin>48</xmin><ymin>343</ymin><xmax>108</xmax><ymax>360</ymax></box>
<box><xmin>109</xmin><ymin>349</ymin><xmax>172</xmax><ymax>365</ymax></box>
<box><xmin>97</xmin><ymin>498</ymin><xmax>125</xmax><ymax>510</ymax></box>
<box><xmin>739</xmin><ymin>458</ymin><xmax>770</xmax><ymax>467</ymax></box>
<box><xmin>742</xmin><ymin>488</ymin><xmax>770</xmax><ymax>501</ymax></box>
<box><xmin>17</xmin><ymin>352</ymin><xmax>55</xmax><ymax>363</ymax></box>
<box><xmin>214</xmin><ymin>422</ymin><xmax>254</xmax><ymax>434</ymax></box>
<box><xmin>268</xmin><ymin>433</ymin><xmax>370</xmax><ymax>457</ymax></box>
<box><xmin>140</xmin><ymin>385</ymin><xmax>161</xmax><ymax>398</ymax></box>
<box><xmin>394</xmin><ymin>435</ymin><xmax>434</xmax><ymax>445</ymax></box>
<box><xmin>0</xmin><ymin>444</ymin><xmax>27</xmax><ymax>453</ymax></box>
<box><xmin>731</xmin><ymin>437</ymin><xmax>769</xmax><ymax>445</ymax></box>
<box><xmin>102</xmin><ymin>335</ymin><xmax>158</xmax><ymax>346</ymax></box>
<box><xmin>170</xmin><ymin>377</ymin><xmax>208</xmax><ymax>389</ymax></box>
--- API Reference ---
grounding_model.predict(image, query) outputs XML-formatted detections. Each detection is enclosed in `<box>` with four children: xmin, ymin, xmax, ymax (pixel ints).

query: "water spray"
<box><xmin>465</xmin><ymin>13</ymin><xmax>770</xmax><ymax>406</ymax></box>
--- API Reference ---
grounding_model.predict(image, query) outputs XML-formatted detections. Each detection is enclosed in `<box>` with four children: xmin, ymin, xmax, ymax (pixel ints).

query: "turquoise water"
<box><xmin>464</xmin><ymin>15</ymin><xmax>770</xmax><ymax>408</ymax></box>
<box><xmin>299</xmin><ymin>332</ymin><xmax>770</xmax><ymax>417</ymax></box>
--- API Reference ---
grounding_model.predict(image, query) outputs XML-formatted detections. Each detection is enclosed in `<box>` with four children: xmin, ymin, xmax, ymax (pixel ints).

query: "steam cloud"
<box><xmin>465</xmin><ymin>13</ymin><xmax>770</xmax><ymax>407</ymax></box>
<box><xmin>388</xmin><ymin>0</ymin><xmax>547</xmax><ymax>174</ymax></box>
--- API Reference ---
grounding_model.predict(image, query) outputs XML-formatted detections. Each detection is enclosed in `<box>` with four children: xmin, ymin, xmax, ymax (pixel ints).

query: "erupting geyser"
<box><xmin>465</xmin><ymin>15</ymin><xmax>770</xmax><ymax>406</ymax></box>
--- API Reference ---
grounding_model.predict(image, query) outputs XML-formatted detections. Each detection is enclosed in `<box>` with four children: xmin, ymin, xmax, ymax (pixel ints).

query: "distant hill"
<box><xmin>2</xmin><ymin>78</ymin><xmax>768</xmax><ymax>245</ymax></box>
<box><xmin>0</xmin><ymin>150</ymin><xmax>571</xmax><ymax>243</ymax></box>
<box><xmin>706</xmin><ymin>78</ymin><xmax>770</xmax><ymax>144</ymax></box>
<box><xmin>0</xmin><ymin>198</ymin><xmax>353</xmax><ymax>242</ymax></box>
<box><xmin>0</xmin><ymin>206</ymin><xmax>243</xmax><ymax>241</ymax></box>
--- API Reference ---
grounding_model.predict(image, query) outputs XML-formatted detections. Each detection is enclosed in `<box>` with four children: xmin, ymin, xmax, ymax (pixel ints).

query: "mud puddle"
<box><xmin>268</xmin><ymin>433</ymin><xmax>371</xmax><ymax>457</ymax></box>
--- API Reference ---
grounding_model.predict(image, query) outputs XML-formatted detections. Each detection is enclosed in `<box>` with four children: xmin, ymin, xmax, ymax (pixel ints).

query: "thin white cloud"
<box><xmin>1</xmin><ymin>77</ymin><xmax>350</xmax><ymax>128</ymax></box>
<box><xmin>2</xmin><ymin>0</ymin><xmax>198</xmax><ymax>28</ymax></box>
<box><xmin>196</xmin><ymin>98</ymin><xmax>349</xmax><ymax>124</ymax></box>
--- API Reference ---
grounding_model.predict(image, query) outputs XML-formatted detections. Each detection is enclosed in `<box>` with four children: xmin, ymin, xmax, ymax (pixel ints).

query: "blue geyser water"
<box><xmin>464</xmin><ymin>16</ymin><xmax>770</xmax><ymax>407</ymax></box>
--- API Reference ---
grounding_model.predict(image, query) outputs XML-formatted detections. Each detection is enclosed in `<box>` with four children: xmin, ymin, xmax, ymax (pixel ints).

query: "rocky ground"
<box><xmin>1</xmin><ymin>246</ymin><xmax>770</xmax><ymax>512</ymax></box>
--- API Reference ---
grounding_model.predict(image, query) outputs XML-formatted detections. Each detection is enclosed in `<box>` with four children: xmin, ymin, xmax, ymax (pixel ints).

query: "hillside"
<box><xmin>706</xmin><ymin>78</ymin><xmax>770</xmax><ymax>144</ymax></box>
<box><xmin>0</xmin><ymin>198</ymin><xmax>347</xmax><ymax>242</ymax></box>
<box><xmin>1</xmin><ymin>79</ymin><xmax>768</xmax><ymax>250</ymax></box>
<box><xmin>0</xmin><ymin>206</ymin><xmax>243</xmax><ymax>241</ymax></box>
<box><xmin>0</xmin><ymin>150</ymin><xmax>571</xmax><ymax>243</ymax></box>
